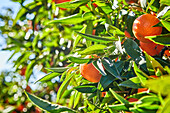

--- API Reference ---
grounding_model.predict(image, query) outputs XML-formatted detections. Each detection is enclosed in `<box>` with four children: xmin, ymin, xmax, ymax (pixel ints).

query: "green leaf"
<box><xmin>145</xmin><ymin>76</ymin><xmax>170</xmax><ymax>96</ymax></box>
<box><xmin>133</xmin><ymin>62</ymin><xmax>148</xmax><ymax>85</ymax></box>
<box><xmin>68</xmin><ymin>56</ymin><xmax>91</xmax><ymax>64</ymax></box>
<box><xmin>100</xmin><ymin>73</ymin><xmax>115</xmax><ymax>89</ymax></box>
<box><xmin>13</xmin><ymin>2</ymin><xmax>41</xmax><ymax>26</ymax></box>
<box><xmin>109</xmin><ymin>88</ymin><xmax>129</xmax><ymax>105</ymax></box>
<box><xmin>46</xmin><ymin>67</ymin><xmax>70</xmax><ymax>73</ymax></box>
<box><xmin>108</xmin><ymin>104</ymin><xmax>129</xmax><ymax>111</ymax></box>
<box><xmin>73</xmin><ymin>91</ymin><xmax>82</xmax><ymax>108</ymax></box>
<box><xmin>144</xmin><ymin>52</ymin><xmax>165</xmax><ymax>73</ymax></box>
<box><xmin>73</xmin><ymin>26</ymin><xmax>86</xmax><ymax>50</ymax></box>
<box><xmin>76</xmin><ymin>32</ymin><xmax>118</xmax><ymax>43</ymax></box>
<box><xmin>160</xmin><ymin>0</ymin><xmax>170</xmax><ymax>6</ymax></box>
<box><xmin>85</xmin><ymin>20</ymin><xmax>93</xmax><ymax>47</ymax></box>
<box><xmin>25</xmin><ymin>92</ymin><xmax>75</xmax><ymax>113</ymax></box>
<box><xmin>35</xmin><ymin>73</ymin><xmax>60</xmax><ymax>83</ymax></box>
<box><xmin>56</xmin><ymin>73</ymin><xmax>74</xmax><ymax>102</ymax></box>
<box><xmin>123</xmin><ymin>39</ymin><xmax>142</xmax><ymax>61</ymax></box>
<box><xmin>119</xmin><ymin>77</ymin><xmax>143</xmax><ymax>89</ymax></box>
<box><xmin>74</xmin><ymin>85</ymin><xmax>97</xmax><ymax>93</ymax></box>
<box><xmin>25</xmin><ymin>60</ymin><xmax>36</xmax><ymax>82</ymax></box>
<box><xmin>161</xmin><ymin>10</ymin><xmax>170</xmax><ymax>19</ymax></box>
<box><xmin>80</xmin><ymin>44</ymin><xmax>107</xmax><ymax>55</ymax></box>
<box><xmin>157</xmin><ymin>97</ymin><xmax>170</xmax><ymax>113</ymax></box>
<box><xmin>92</xmin><ymin>60</ymin><xmax>107</xmax><ymax>76</ymax></box>
<box><xmin>101</xmin><ymin>58</ymin><xmax>122</xmax><ymax>80</ymax></box>
<box><xmin>8</xmin><ymin>36</ymin><xmax>26</xmax><ymax>48</ymax></box>
<box><xmin>47</xmin><ymin>13</ymin><xmax>93</xmax><ymax>25</ymax></box>
<box><xmin>55</xmin><ymin>0</ymin><xmax>89</xmax><ymax>9</ymax></box>
<box><xmin>161</xmin><ymin>20</ymin><xmax>170</xmax><ymax>32</ymax></box>
<box><xmin>85</xmin><ymin>99</ymin><xmax>96</xmax><ymax>111</ymax></box>
<box><xmin>145</xmin><ymin>33</ymin><xmax>170</xmax><ymax>46</ymax></box>
<box><xmin>107</xmin><ymin>25</ymin><xmax>125</xmax><ymax>36</ymax></box>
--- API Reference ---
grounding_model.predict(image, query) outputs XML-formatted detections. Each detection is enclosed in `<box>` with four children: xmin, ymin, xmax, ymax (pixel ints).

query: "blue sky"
<box><xmin>0</xmin><ymin>0</ymin><xmax>20</xmax><ymax>72</ymax></box>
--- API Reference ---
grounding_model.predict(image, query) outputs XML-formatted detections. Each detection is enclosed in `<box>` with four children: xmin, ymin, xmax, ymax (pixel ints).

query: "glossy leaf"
<box><xmin>160</xmin><ymin>0</ymin><xmax>170</xmax><ymax>5</ymax></box>
<box><xmin>56</xmin><ymin>73</ymin><xmax>74</xmax><ymax>102</ymax></box>
<box><xmin>108</xmin><ymin>104</ymin><xmax>129</xmax><ymax>111</ymax></box>
<box><xmin>35</xmin><ymin>73</ymin><xmax>60</xmax><ymax>83</ymax></box>
<box><xmin>123</xmin><ymin>39</ymin><xmax>142</xmax><ymax>62</ymax></box>
<box><xmin>55</xmin><ymin>0</ymin><xmax>89</xmax><ymax>9</ymax></box>
<box><xmin>109</xmin><ymin>88</ymin><xmax>129</xmax><ymax>105</ymax></box>
<box><xmin>47</xmin><ymin>13</ymin><xmax>93</xmax><ymax>25</ymax></box>
<box><xmin>144</xmin><ymin>52</ymin><xmax>165</xmax><ymax>73</ymax></box>
<box><xmin>133</xmin><ymin>62</ymin><xmax>148</xmax><ymax>85</ymax></box>
<box><xmin>119</xmin><ymin>77</ymin><xmax>143</xmax><ymax>89</ymax></box>
<box><xmin>80</xmin><ymin>44</ymin><xmax>107</xmax><ymax>55</ymax></box>
<box><xmin>161</xmin><ymin>20</ymin><xmax>170</xmax><ymax>32</ymax></box>
<box><xmin>25</xmin><ymin>60</ymin><xmax>36</xmax><ymax>82</ymax></box>
<box><xmin>101</xmin><ymin>58</ymin><xmax>122</xmax><ymax>80</ymax></box>
<box><xmin>74</xmin><ymin>85</ymin><xmax>97</xmax><ymax>93</ymax></box>
<box><xmin>46</xmin><ymin>67</ymin><xmax>70</xmax><ymax>73</ymax></box>
<box><xmin>76</xmin><ymin>32</ymin><xmax>118</xmax><ymax>43</ymax></box>
<box><xmin>145</xmin><ymin>33</ymin><xmax>170</xmax><ymax>46</ymax></box>
<box><xmin>68</xmin><ymin>56</ymin><xmax>91</xmax><ymax>64</ymax></box>
<box><xmin>73</xmin><ymin>91</ymin><xmax>82</xmax><ymax>108</ymax></box>
<box><xmin>92</xmin><ymin>60</ymin><xmax>107</xmax><ymax>76</ymax></box>
<box><xmin>25</xmin><ymin>92</ymin><xmax>76</xmax><ymax>113</ymax></box>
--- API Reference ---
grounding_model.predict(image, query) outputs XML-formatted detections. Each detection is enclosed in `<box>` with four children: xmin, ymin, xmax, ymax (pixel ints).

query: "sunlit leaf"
<box><xmin>74</xmin><ymin>85</ymin><xmax>97</xmax><ymax>93</ymax></box>
<box><xmin>145</xmin><ymin>75</ymin><xmax>170</xmax><ymax>96</ymax></box>
<box><xmin>80</xmin><ymin>44</ymin><xmax>107</xmax><ymax>54</ymax></box>
<box><xmin>35</xmin><ymin>73</ymin><xmax>60</xmax><ymax>83</ymax></box>
<box><xmin>47</xmin><ymin>13</ymin><xmax>93</xmax><ymax>25</ymax></box>
<box><xmin>68</xmin><ymin>56</ymin><xmax>91</xmax><ymax>64</ymax></box>
<box><xmin>133</xmin><ymin>62</ymin><xmax>149</xmax><ymax>85</ymax></box>
<box><xmin>55</xmin><ymin>0</ymin><xmax>89</xmax><ymax>9</ymax></box>
<box><xmin>101</xmin><ymin>58</ymin><xmax>122</xmax><ymax>80</ymax></box>
<box><xmin>25</xmin><ymin>92</ymin><xmax>76</xmax><ymax>113</ymax></box>
<box><xmin>56</xmin><ymin>73</ymin><xmax>74</xmax><ymax>102</ymax></box>
<box><xmin>46</xmin><ymin>67</ymin><xmax>70</xmax><ymax>73</ymax></box>
<box><xmin>119</xmin><ymin>77</ymin><xmax>143</xmax><ymax>89</ymax></box>
<box><xmin>109</xmin><ymin>88</ymin><xmax>129</xmax><ymax>105</ymax></box>
<box><xmin>76</xmin><ymin>32</ymin><xmax>118</xmax><ymax>43</ymax></box>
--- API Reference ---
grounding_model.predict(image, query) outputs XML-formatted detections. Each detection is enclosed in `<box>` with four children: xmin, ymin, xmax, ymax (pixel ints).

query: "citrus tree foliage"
<box><xmin>0</xmin><ymin>0</ymin><xmax>170</xmax><ymax>112</ymax></box>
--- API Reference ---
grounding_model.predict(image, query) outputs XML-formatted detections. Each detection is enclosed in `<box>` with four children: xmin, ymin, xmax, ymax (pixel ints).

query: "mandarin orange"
<box><xmin>80</xmin><ymin>54</ymin><xmax>102</xmax><ymax>83</ymax></box>
<box><xmin>139</xmin><ymin>41</ymin><xmax>164</xmax><ymax>56</ymax></box>
<box><xmin>133</xmin><ymin>14</ymin><xmax>162</xmax><ymax>43</ymax></box>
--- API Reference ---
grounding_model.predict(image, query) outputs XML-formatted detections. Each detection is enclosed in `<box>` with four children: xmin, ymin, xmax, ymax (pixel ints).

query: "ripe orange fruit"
<box><xmin>124</xmin><ymin>30</ymin><xmax>133</xmax><ymax>38</ymax></box>
<box><xmin>101</xmin><ymin>92</ymin><xmax>106</xmax><ymax>97</ymax></box>
<box><xmin>138</xmin><ymin>88</ymin><xmax>148</xmax><ymax>93</ymax></box>
<box><xmin>125</xmin><ymin>0</ymin><xmax>138</xmax><ymax>4</ymax></box>
<box><xmin>164</xmin><ymin>50</ymin><xmax>170</xmax><ymax>58</ymax></box>
<box><xmin>80</xmin><ymin>54</ymin><xmax>102</xmax><ymax>83</ymax></box>
<box><xmin>20</xmin><ymin>66</ymin><xmax>27</xmax><ymax>76</ymax></box>
<box><xmin>139</xmin><ymin>41</ymin><xmax>164</xmax><ymax>56</ymax></box>
<box><xmin>133</xmin><ymin>14</ymin><xmax>162</xmax><ymax>43</ymax></box>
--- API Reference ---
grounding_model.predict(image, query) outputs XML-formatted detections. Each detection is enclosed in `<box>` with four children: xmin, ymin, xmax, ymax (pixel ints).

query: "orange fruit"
<box><xmin>80</xmin><ymin>54</ymin><xmax>102</xmax><ymax>83</ymax></box>
<box><xmin>20</xmin><ymin>66</ymin><xmax>27</xmax><ymax>76</ymax></box>
<box><xmin>139</xmin><ymin>41</ymin><xmax>164</xmax><ymax>56</ymax></box>
<box><xmin>101</xmin><ymin>92</ymin><xmax>106</xmax><ymax>97</ymax></box>
<box><xmin>138</xmin><ymin>88</ymin><xmax>148</xmax><ymax>93</ymax></box>
<box><xmin>124</xmin><ymin>30</ymin><xmax>133</xmax><ymax>38</ymax></box>
<box><xmin>132</xmin><ymin>14</ymin><xmax>162</xmax><ymax>43</ymax></box>
<box><xmin>126</xmin><ymin>0</ymin><xmax>138</xmax><ymax>4</ymax></box>
<box><xmin>164</xmin><ymin>50</ymin><xmax>170</xmax><ymax>58</ymax></box>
